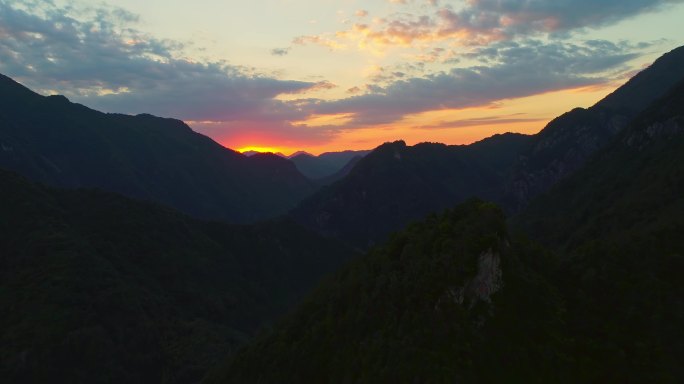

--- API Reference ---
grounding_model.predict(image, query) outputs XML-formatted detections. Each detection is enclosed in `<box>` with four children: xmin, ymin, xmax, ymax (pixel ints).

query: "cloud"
<box><xmin>416</xmin><ymin>115</ymin><xmax>547</xmax><ymax>130</ymax></box>
<box><xmin>304</xmin><ymin>39</ymin><xmax>644</xmax><ymax>126</ymax></box>
<box><xmin>0</xmin><ymin>0</ymin><xmax>320</xmax><ymax>126</ymax></box>
<box><xmin>271</xmin><ymin>47</ymin><xmax>290</xmax><ymax>56</ymax></box>
<box><xmin>435</xmin><ymin>0</ymin><xmax>684</xmax><ymax>42</ymax></box>
<box><xmin>292</xmin><ymin>35</ymin><xmax>346</xmax><ymax>50</ymax></box>
<box><xmin>0</xmin><ymin>0</ymin><xmax>668</xmax><ymax>148</ymax></box>
<box><xmin>292</xmin><ymin>0</ymin><xmax>682</xmax><ymax>51</ymax></box>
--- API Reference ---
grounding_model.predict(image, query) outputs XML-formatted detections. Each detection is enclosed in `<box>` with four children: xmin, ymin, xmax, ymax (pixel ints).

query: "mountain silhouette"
<box><xmin>291</xmin><ymin>45</ymin><xmax>684</xmax><ymax>248</ymax></box>
<box><xmin>0</xmin><ymin>75</ymin><xmax>314</xmax><ymax>223</ymax></box>
<box><xmin>505</xmin><ymin>45</ymin><xmax>684</xmax><ymax>209</ymax></box>
<box><xmin>290</xmin><ymin>150</ymin><xmax>371</xmax><ymax>180</ymax></box>
<box><xmin>291</xmin><ymin>133</ymin><xmax>531</xmax><ymax>247</ymax></box>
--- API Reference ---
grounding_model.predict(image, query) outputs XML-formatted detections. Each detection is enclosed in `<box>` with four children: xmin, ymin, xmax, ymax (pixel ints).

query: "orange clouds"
<box><xmin>287</xmin><ymin>0</ymin><xmax>682</xmax><ymax>55</ymax></box>
<box><xmin>213</xmin><ymin>83</ymin><xmax>617</xmax><ymax>156</ymax></box>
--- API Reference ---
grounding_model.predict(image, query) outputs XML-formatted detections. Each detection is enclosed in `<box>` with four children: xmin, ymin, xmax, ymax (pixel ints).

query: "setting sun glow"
<box><xmin>237</xmin><ymin>146</ymin><xmax>286</xmax><ymax>155</ymax></box>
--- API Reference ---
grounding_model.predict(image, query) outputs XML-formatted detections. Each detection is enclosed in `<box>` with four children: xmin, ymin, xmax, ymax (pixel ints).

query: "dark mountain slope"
<box><xmin>291</xmin><ymin>134</ymin><xmax>532</xmax><ymax>248</ymax></box>
<box><xmin>512</xmin><ymin>79</ymin><xmax>684</xmax><ymax>382</ymax></box>
<box><xmin>290</xmin><ymin>150</ymin><xmax>370</xmax><ymax>180</ymax></box>
<box><xmin>596</xmin><ymin>46</ymin><xmax>684</xmax><ymax>112</ymax></box>
<box><xmin>0</xmin><ymin>169</ymin><xmax>354</xmax><ymax>384</ymax></box>
<box><xmin>315</xmin><ymin>154</ymin><xmax>365</xmax><ymax>186</ymax></box>
<box><xmin>209</xmin><ymin>201</ymin><xmax>568</xmax><ymax>383</ymax></box>
<box><xmin>516</xmin><ymin>79</ymin><xmax>684</xmax><ymax>250</ymax></box>
<box><xmin>506</xmin><ymin>45</ymin><xmax>684</xmax><ymax>209</ymax></box>
<box><xmin>0</xmin><ymin>74</ymin><xmax>314</xmax><ymax>223</ymax></box>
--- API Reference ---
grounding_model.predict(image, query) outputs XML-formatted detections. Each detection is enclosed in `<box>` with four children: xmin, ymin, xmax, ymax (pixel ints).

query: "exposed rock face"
<box><xmin>505</xmin><ymin>46</ymin><xmax>684</xmax><ymax>212</ymax></box>
<box><xmin>506</xmin><ymin>108</ymin><xmax>631</xmax><ymax>211</ymax></box>
<box><xmin>625</xmin><ymin>119</ymin><xmax>684</xmax><ymax>149</ymax></box>
<box><xmin>440</xmin><ymin>248</ymin><xmax>503</xmax><ymax>310</ymax></box>
<box><xmin>468</xmin><ymin>249</ymin><xmax>503</xmax><ymax>304</ymax></box>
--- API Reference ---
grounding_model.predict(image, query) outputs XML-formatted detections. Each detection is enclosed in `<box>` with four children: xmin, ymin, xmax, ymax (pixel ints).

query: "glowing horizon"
<box><xmin>219</xmin><ymin>82</ymin><xmax>623</xmax><ymax>155</ymax></box>
<box><xmin>2</xmin><ymin>0</ymin><xmax>683</xmax><ymax>155</ymax></box>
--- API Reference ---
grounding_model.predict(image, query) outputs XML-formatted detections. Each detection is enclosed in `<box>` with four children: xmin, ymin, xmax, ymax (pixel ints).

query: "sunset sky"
<box><xmin>1</xmin><ymin>0</ymin><xmax>683</xmax><ymax>155</ymax></box>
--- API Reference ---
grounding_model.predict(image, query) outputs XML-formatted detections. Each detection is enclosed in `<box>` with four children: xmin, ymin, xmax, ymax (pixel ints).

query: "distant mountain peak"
<box><xmin>380</xmin><ymin>139</ymin><xmax>407</xmax><ymax>148</ymax></box>
<box><xmin>288</xmin><ymin>150</ymin><xmax>315</xmax><ymax>158</ymax></box>
<box><xmin>289</xmin><ymin>149</ymin><xmax>372</xmax><ymax>180</ymax></box>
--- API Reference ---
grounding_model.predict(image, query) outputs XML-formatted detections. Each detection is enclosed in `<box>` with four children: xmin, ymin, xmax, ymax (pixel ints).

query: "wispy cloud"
<box><xmin>292</xmin><ymin>0</ymin><xmax>682</xmax><ymax>51</ymax></box>
<box><xmin>0</xmin><ymin>0</ymin><xmax>337</xmax><ymax>145</ymax></box>
<box><xmin>0</xmin><ymin>1</ymin><xmax>323</xmax><ymax>118</ymax></box>
<box><xmin>296</xmin><ymin>39</ymin><xmax>644</xmax><ymax>127</ymax></box>
<box><xmin>416</xmin><ymin>115</ymin><xmax>547</xmax><ymax>130</ymax></box>
<box><xmin>271</xmin><ymin>47</ymin><xmax>290</xmax><ymax>56</ymax></box>
<box><xmin>0</xmin><ymin>0</ymin><xmax>670</xmax><ymax>149</ymax></box>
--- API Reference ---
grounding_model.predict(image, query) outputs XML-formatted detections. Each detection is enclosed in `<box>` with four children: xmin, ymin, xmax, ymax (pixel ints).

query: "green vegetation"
<box><xmin>0</xmin><ymin>170</ymin><xmax>355</xmax><ymax>383</ymax></box>
<box><xmin>208</xmin><ymin>201</ymin><xmax>570</xmax><ymax>383</ymax></box>
<box><xmin>511</xmin><ymin>80</ymin><xmax>684</xmax><ymax>382</ymax></box>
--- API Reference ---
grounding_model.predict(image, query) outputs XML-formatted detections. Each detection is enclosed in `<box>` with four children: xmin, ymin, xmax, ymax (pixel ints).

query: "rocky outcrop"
<box><xmin>506</xmin><ymin>108</ymin><xmax>631</xmax><ymax>211</ymax></box>
<box><xmin>438</xmin><ymin>248</ymin><xmax>503</xmax><ymax>311</ymax></box>
<box><xmin>625</xmin><ymin>118</ymin><xmax>684</xmax><ymax>149</ymax></box>
<box><xmin>504</xmin><ymin>46</ymin><xmax>684</xmax><ymax>212</ymax></box>
<box><xmin>467</xmin><ymin>249</ymin><xmax>503</xmax><ymax>304</ymax></box>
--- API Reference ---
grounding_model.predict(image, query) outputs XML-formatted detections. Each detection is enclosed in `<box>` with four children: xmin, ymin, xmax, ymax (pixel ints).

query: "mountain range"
<box><xmin>289</xmin><ymin>150</ymin><xmax>371</xmax><ymax>181</ymax></box>
<box><xmin>0</xmin><ymin>75</ymin><xmax>314</xmax><ymax>223</ymax></box>
<box><xmin>1</xmin><ymin>44</ymin><xmax>684</xmax><ymax>383</ymax></box>
<box><xmin>291</xmin><ymin>45</ymin><xmax>684</xmax><ymax>248</ymax></box>
<box><xmin>240</xmin><ymin>149</ymin><xmax>370</xmax><ymax>182</ymax></box>
<box><xmin>208</xmin><ymin>57</ymin><xmax>684</xmax><ymax>384</ymax></box>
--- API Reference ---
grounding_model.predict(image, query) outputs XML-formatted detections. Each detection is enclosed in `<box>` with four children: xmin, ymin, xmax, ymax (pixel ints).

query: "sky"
<box><xmin>1</xmin><ymin>0</ymin><xmax>683</xmax><ymax>155</ymax></box>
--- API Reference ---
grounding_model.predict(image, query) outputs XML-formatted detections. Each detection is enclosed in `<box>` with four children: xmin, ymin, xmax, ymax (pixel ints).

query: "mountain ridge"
<box><xmin>0</xmin><ymin>75</ymin><xmax>315</xmax><ymax>223</ymax></box>
<box><xmin>289</xmin><ymin>149</ymin><xmax>371</xmax><ymax>180</ymax></box>
<box><xmin>290</xmin><ymin>45</ymin><xmax>684</xmax><ymax>247</ymax></box>
<box><xmin>208</xmin><ymin>78</ymin><xmax>684</xmax><ymax>382</ymax></box>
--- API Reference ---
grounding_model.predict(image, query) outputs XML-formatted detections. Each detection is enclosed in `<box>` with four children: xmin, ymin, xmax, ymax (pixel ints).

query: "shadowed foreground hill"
<box><xmin>0</xmin><ymin>169</ymin><xmax>354</xmax><ymax>384</ymax></box>
<box><xmin>0</xmin><ymin>74</ymin><xmax>314</xmax><ymax>223</ymax></box>
<box><xmin>208</xmin><ymin>201</ymin><xmax>569</xmax><ymax>383</ymax></box>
